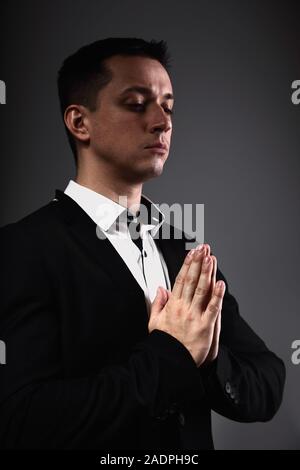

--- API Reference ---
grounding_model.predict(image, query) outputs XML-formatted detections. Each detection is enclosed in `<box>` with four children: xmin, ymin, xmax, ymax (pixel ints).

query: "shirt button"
<box><xmin>168</xmin><ymin>403</ymin><xmax>178</xmax><ymax>415</ymax></box>
<box><xmin>178</xmin><ymin>412</ymin><xmax>185</xmax><ymax>427</ymax></box>
<box><xmin>225</xmin><ymin>381</ymin><xmax>231</xmax><ymax>394</ymax></box>
<box><xmin>156</xmin><ymin>413</ymin><xmax>167</xmax><ymax>421</ymax></box>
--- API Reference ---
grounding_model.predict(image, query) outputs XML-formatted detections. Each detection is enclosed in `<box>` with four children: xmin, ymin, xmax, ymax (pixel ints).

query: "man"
<box><xmin>0</xmin><ymin>38</ymin><xmax>285</xmax><ymax>449</ymax></box>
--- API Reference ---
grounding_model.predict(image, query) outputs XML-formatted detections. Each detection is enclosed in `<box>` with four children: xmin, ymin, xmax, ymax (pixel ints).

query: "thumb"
<box><xmin>151</xmin><ymin>286</ymin><xmax>167</xmax><ymax>314</ymax></box>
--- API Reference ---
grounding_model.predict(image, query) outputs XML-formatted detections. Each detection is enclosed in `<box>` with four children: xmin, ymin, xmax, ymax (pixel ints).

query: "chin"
<box><xmin>144</xmin><ymin>160</ymin><xmax>165</xmax><ymax>180</ymax></box>
<box><xmin>125</xmin><ymin>156</ymin><xmax>166</xmax><ymax>183</ymax></box>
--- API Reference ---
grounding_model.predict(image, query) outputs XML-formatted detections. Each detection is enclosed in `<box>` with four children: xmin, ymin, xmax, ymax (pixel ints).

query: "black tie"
<box><xmin>126</xmin><ymin>210</ymin><xmax>143</xmax><ymax>254</ymax></box>
<box><xmin>126</xmin><ymin>210</ymin><xmax>148</xmax><ymax>287</ymax></box>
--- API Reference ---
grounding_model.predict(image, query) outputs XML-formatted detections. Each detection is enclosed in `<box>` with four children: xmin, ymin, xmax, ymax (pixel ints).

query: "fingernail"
<box><xmin>188</xmin><ymin>249</ymin><xmax>195</xmax><ymax>257</ymax></box>
<box><xmin>196</xmin><ymin>244</ymin><xmax>204</xmax><ymax>251</ymax></box>
<box><xmin>204</xmin><ymin>256</ymin><xmax>211</xmax><ymax>264</ymax></box>
<box><xmin>217</xmin><ymin>281</ymin><xmax>224</xmax><ymax>290</ymax></box>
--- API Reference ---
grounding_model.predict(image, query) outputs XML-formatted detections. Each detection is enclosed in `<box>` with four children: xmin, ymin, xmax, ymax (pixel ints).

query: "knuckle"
<box><xmin>207</xmin><ymin>303</ymin><xmax>219</xmax><ymax>316</ymax></box>
<box><xmin>195</xmin><ymin>285</ymin><xmax>207</xmax><ymax>296</ymax></box>
<box><xmin>175</xmin><ymin>303</ymin><xmax>183</xmax><ymax>316</ymax></box>
<box><xmin>215</xmin><ymin>290</ymin><xmax>224</xmax><ymax>300</ymax></box>
<box><xmin>185</xmin><ymin>311</ymin><xmax>193</xmax><ymax>322</ymax></box>
<box><xmin>185</xmin><ymin>275</ymin><xmax>197</xmax><ymax>286</ymax></box>
<box><xmin>201</xmin><ymin>264</ymin><xmax>210</xmax><ymax>274</ymax></box>
<box><xmin>175</xmin><ymin>274</ymin><xmax>184</xmax><ymax>285</ymax></box>
<box><xmin>171</xmin><ymin>299</ymin><xmax>184</xmax><ymax>316</ymax></box>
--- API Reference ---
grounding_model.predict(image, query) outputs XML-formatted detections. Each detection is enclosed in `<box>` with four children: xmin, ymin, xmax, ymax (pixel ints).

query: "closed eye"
<box><xmin>127</xmin><ymin>103</ymin><xmax>173</xmax><ymax>115</ymax></box>
<box><xmin>164</xmin><ymin>107</ymin><xmax>173</xmax><ymax>115</ymax></box>
<box><xmin>127</xmin><ymin>103</ymin><xmax>146</xmax><ymax>112</ymax></box>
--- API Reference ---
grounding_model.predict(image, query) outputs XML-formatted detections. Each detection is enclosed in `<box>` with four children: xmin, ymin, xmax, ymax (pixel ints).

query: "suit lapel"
<box><xmin>52</xmin><ymin>189</ymin><xmax>189</xmax><ymax>292</ymax></box>
<box><xmin>52</xmin><ymin>190</ymin><xmax>144</xmax><ymax>295</ymax></box>
<box><xmin>154</xmin><ymin>227</ymin><xmax>188</xmax><ymax>289</ymax></box>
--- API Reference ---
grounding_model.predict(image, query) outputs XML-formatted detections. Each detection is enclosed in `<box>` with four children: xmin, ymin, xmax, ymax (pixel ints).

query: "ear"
<box><xmin>64</xmin><ymin>105</ymin><xmax>90</xmax><ymax>145</ymax></box>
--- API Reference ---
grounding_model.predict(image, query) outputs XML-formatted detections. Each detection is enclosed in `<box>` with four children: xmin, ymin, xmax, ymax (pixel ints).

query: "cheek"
<box><xmin>91</xmin><ymin>120</ymin><xmax>117</xmax><ymax>147</ymax></box>
<box><xmin>112</xmin><ymin>116</ymin><xmax>143</xmax><ymax>143</ymax></box>
<box><xmin>104</xmin><ymin>115</ymin><xmax>138</xmax><ymax>139</ymax></box>
<box><xmin>90</xmin><ymin>108</ymin><xmax>144</xmax><ymax>151</ymax></box>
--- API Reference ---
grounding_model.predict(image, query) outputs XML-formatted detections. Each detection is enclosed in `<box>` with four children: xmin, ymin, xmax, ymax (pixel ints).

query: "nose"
<box><xmin>148</xmin><ymin>104</ymin><xmax>172</xmax><ymax>134</ymax></box>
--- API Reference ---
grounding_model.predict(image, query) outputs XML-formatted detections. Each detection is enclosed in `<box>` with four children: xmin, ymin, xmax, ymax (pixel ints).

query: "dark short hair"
<box><xmin>57</xmin><ymin>37</ymin><xmax>171</xmax><ymax>164</ymax></box>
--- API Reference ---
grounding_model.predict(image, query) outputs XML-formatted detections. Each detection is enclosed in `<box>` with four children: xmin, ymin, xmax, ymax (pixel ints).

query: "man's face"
<box><xmin>87</xmin><ymin>55</ymin><xmax>173</xmax><ymax>183</ymax></box>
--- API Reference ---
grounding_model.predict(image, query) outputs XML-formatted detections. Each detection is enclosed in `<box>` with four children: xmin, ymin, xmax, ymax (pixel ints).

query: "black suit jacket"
<box><xmin>0</xmin><ymin>190</ymin><xmax>285</xmax><ymax>449</ymax></box>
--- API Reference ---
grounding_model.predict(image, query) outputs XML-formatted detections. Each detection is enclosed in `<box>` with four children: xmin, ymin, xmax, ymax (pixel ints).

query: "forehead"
<box><xmin>104</xmin><ymin>55</ymin><xmax>173</xmax><ymax>96</ymax></box>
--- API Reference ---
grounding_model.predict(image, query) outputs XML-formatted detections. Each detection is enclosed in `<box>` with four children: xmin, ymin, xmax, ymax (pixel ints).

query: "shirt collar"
<box><xmin>64</xmin><ymin>179</ymin><xmax>165</xmax><ymax>236</ymax></box>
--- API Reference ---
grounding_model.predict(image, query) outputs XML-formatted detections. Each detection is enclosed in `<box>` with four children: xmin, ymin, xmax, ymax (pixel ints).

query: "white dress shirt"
<box><xmin>64</xmin><ymin>180</ymin><xmax>171</xmax><ymax>315</ymax></box>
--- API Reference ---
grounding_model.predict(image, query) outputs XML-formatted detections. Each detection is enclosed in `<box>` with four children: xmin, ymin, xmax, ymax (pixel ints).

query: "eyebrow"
<box><xmin>119</xmin><ymin>86</ymin><xmax>174</xmax><ymax>101</ymax></box>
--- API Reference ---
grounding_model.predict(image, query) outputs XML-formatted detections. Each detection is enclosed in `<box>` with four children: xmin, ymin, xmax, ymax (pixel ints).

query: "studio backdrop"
<box><xmin>0</xmin><ymin>0</ymin><xmax>299</xmax><ymax>450</ymax></box>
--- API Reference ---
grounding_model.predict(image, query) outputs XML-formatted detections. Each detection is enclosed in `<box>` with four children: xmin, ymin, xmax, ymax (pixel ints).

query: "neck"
<box><xmin>75</xmin><ymin>159</ymin><xmax>143</xmax><ymax>215</ymax></box>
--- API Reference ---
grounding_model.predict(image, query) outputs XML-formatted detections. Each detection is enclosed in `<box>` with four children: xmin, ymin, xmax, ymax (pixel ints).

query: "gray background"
<box><xmin>0</xmin><ymin>0</ymin><xmax>299</xmax><ymax>449</ymax></box>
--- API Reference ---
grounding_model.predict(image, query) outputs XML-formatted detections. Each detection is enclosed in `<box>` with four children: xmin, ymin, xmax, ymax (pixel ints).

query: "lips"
<box><xmin>144</xmin><ymin>142</ymin><xmax>168</xmax><ymax>151</ymax></box>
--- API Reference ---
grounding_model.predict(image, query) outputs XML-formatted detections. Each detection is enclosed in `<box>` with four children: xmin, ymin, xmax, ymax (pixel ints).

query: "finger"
<box><xmin>172</xmin><ymin>248</ymin><xmax>197</xmax><ymax>300</ymax></box>
<box><xmin>203</xmin><ymin>244</ymin><xmax>213</xmax><ymax>297</ymax></box>
<box><xmin>204</xmin><ymin>281</ymin><xmax>226</xmax><ymax>322</ymax></box>
<box><xmin>214</xmin><ymin>310</ymin><xmax>221</xmax><ymax>348</ymax></box>
<box><xmin>151</xmin><ymin>286</ymin><xmax>166</xmax><ymax>311</ymax></box>
<box><xmin>159</xmin><ymin>287</ymin><xmax>169</xmax><ymax>306</ymax></box>
<box><xmin>181</xmin><ymin>245</ymin><xmax>206</xmax><ymax>304</ymax></box>
<box><xmin>210</xmin><ymin>255</ymin><xmax>217</xmax><ymax>293</ymax></box>
<box><xmin>205</xmin><ymin>310</ymin><xmax>221</xmax><ymax>363</ymax></box>
<box><xmin>191</xmin><ymin>255</ymin><xmax>214</xmax><ymax>311</ymax></box>
<box><xmin>202</xmin><ymin>255</ymin><xmax>217</xmax><ymax>312</ymax></box>
<box><xmin>204</xmin><ymin>244</ymin><xmax>211</xmax><ymax>257</ymax></box>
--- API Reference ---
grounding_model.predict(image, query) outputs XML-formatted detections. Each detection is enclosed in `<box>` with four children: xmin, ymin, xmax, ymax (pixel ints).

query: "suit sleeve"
<box><xmin>0</xmin><ymin>224</ymin><xmax>199</xmax><ymax>449</ymax></box>
<box><xmin>198</xmin><ymin>266</ymin><xmax>286</xmax><ymax>422</ymax></box>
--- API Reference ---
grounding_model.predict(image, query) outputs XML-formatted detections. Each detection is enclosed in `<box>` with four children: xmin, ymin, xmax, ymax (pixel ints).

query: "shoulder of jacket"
<box><xmin>0</xmin><ymin>200</ymin><xmax>59</xmax><ymax>244</ymax></box>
